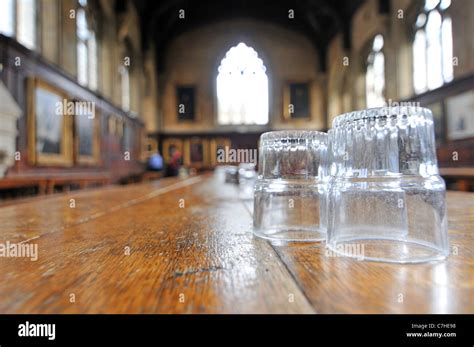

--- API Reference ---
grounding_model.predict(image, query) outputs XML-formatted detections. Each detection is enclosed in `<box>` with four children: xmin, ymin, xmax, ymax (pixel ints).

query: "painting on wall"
<box><xmin>75</xmin><ymin>108</ymin><xmax>99</xmax><ymax>165</ymax></box>
<box><xmin>176</xmin><ymin>86</ymin><xmax>196</xmax><ymax>121</ymax></box>
<box><xmin>28</xmin><ymin>79</ymin><xmax>73</xmax><ymax>166</ymax></box>
<box><xmin>190</xmin><ymin>142</ymin><xmax>204</xmax><ymax>163</ymax></box>
<box><xmin>35</xmin><ymin>87</ymin><xmax>63</xmax><ymax>155</ymax></box>
<box><xmin>77</xmin><ymin>117</ymin><xmax>94</xmax><ymax>156</ymax></box>
<box><xmin>284</xmin><ymin>82</ymin><xmax>311</xmax><ymax>119</ymax></box>
<box><xmin>184</xmin><ymin>138</ymin><xmax>209</xmax><ymax>168</ymax></box>
<box><xmin>446</xmin><ymin>91</ymin><xmax>474</xmax><ymax>140</ymax></box>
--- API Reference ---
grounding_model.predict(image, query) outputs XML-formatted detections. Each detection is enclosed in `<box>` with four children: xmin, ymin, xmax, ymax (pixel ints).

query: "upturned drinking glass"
<box><xmin>224</xmin><ymin>165</ymin><xmax>239</xmax><ymax>184</ymax></box>
<box><xmin>238</xmin><ymin>163</ymin><xmax>257</xmax><ymax>200</ymax></box>
<box><xmin>326</xmin><ymin>106</ymin><xmax>449</xmax><ymax>263</ymax></box>
<box><xmin>253</xmin><ymin>130</ymin><xmax>328</xmax><ymax>242</ymax></box>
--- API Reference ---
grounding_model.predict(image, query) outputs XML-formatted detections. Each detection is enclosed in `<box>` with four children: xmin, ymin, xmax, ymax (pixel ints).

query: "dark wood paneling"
<box><xmin>406</xmin><ymin>74</ymin><xmax>474</xmax><ymax>168</ymax></box>
<box><xmin>157</xmin><ymin>131</ymin><xmax>261</xmax><ymax>169</ymax></box>
<box><xmin>406</xmin><ymin>74</ymin><xmax>474</xmax><ymax>191</ymax></box>
<box><xmin>0</xmin><ymin>35</ymin><xmax>144</xmax><ymax>183</ymax></box>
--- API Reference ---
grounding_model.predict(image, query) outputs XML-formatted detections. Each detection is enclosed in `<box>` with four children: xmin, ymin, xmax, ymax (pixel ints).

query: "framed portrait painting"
<box><xmin>446</xmin><ymin>91</ymin><xmax>474</xmax><ymax>141</ymax></box>
<box><xmin>27</xmin><ymin>78</ymin><xmax>73</xmax><ymax>166</ymax></box>
<box><xmin>283</xmin><ymin>82</ymin><xmax>311</xmax><ymax>120</ymax></box>
<box><xmin>184</xmin><ymin>138</ymin><xmax>209</xmax><ymax>168</ymax></box>
<box><xmin>176</xmin><ymin>86</ymin><xmax>196</xmax><ymax>121</ymax></box>
<box><xmin>75</xmin><ymin>108</ymin><xmax>100</xmax><ymax>165</ymax></box>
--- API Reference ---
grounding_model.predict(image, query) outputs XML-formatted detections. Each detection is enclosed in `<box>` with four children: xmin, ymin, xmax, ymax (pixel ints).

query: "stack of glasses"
<box><xmin>253</xmin><ymin>106</ymin><xmax>449</xmax><ymax>263</ymax></box>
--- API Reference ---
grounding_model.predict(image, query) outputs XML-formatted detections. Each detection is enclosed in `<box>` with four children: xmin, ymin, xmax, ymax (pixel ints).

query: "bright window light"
<box><xmin>366</xmin><ymin>35</ymin><xmax>386</xmax><ymax>108</ymax></box>
<box><xmin>217</xmin><ymin>42</ymin><xmax>269</xmax><ymax>125</ymax></box>
<box><xmin>412</xmin><ymin>0</ymin><xmax>453</xmax><ymax>94</ymax></box>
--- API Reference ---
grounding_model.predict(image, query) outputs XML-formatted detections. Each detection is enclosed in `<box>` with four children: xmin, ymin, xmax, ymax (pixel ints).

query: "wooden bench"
<box><xmin>141</xmin><ymin>171</ymin><xmax>164</xmax><ymax>181</ymax></box>
<box><xmin>0</xmin><ymin>173</ymin><xmax>112</xmax><ymax>195</ymax></box>
<box><xmin>45</xmin><ymin>173</ymin><xmax>111</xmax><ymax>193</ymax></box>
<box><xmin>440</xmin><ymin>167</ymin><xmax>474</xmax><ymax>191</ymax></box>
<box><xmin>0</xmin><ymin>177</ymin><xmax>48</xmax><ymax>194</ymax></box>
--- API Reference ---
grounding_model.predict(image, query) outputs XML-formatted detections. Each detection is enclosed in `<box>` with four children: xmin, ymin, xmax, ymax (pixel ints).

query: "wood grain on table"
<box><xmin>0</xmin><ymin>174</ymin><xmax>472</xmax><ymax>313</ymax></box>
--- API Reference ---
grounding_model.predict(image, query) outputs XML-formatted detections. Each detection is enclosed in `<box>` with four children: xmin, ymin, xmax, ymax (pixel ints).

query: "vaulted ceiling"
<box><xmin>131</xmin><ymin>0</ymin><xmax>381</xmax><ymax>72</ymax></box>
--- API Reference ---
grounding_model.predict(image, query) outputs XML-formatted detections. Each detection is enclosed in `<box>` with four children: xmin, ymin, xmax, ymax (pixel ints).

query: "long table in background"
<box><xmin>0</xmin><ymin>174</ymin><xmax>472</xmax><ymax>313</ymax></box>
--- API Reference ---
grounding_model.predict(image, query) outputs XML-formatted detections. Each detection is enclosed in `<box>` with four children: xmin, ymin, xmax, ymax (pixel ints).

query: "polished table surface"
<box><xmin>0</xmin><ymin>173</ymin><xmax>472</xmax><ymax>313</ymax></box>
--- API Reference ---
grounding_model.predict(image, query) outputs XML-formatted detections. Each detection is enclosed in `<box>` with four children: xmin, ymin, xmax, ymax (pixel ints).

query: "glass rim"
<box><xmin>332</xmin><ymin>106</ymin><xmax>433</xmax><ymax>129</ymax></box>
<box><xmin>260</xmin><ymin>130</ymin><xmax>327</xmax><ymax>145</ymax></box>
<box><xmin>325</xmin><ymin>238</ymin><xmax>448</xmax><ymax>264</ymax></box>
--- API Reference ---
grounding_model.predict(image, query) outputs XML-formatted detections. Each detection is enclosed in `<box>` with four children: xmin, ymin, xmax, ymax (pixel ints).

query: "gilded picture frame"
<box><xmin>75</xmin><ymin>109</ymin><xmax>101</xmax><ymax>166</ymax></box>
<box><xmin>184</xmin><ymin>137</ymin><xmax>209</xmax><ymax>168</ymax></box>
<box><xmin>27</xmin><ymin>78</ymin><xmax>73</xmax><ymax>166</ymax></box>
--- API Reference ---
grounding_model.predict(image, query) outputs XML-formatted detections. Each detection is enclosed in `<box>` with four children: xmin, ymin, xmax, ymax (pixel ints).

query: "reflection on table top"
<box><xmin>0</xmin><ymin>174</ymin><xmax>472</xmax><ymax>313</ymax></box>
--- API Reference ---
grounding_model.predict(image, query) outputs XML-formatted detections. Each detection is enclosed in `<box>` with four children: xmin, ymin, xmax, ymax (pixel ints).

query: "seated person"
<box><xmin>166</xmin><ymin>148</ymin><xmax>182</xmax><ymax>177</ymax></box>
<box><xmin>147</xmin><ymin>151</ymin><xmax>164</xmax><ymax>171</ymax></box>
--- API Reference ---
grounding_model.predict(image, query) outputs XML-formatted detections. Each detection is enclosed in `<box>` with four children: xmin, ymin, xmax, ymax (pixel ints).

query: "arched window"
<box><xmin>217</xmin><ymin>42</ymin><xmax>269</xmax><ymax>125</ymax></box>
<box><xmin>119</xmin><ymin>64</ymin><xmax>130</xmax><ymax>112</ymax></box>
<box><xmin>366</xmin><ymin>34</ymin><xmax>386</xmax><ymax>108</ymax></box>
<box><xmin>17</xmin><ymin>0</ymin><xmax>37</xmax><ymax>49</ymax></box>
<box><xmin>77</xmin><ymin>0</ymin><xmax>98</xmax><ymax>90</ymax></box>
<box><xmin>0</xmin><ymin>0</ymin><xmax>15</xmax><ymax>37</ymax></box>
<box><xmin>119</xmin><ymin>39</ymin><xmax>132</xmax><ymax>113</ymax></box>
<box><xmin>413</xmin><ymin>0</ymin><xmax>453</xmax><ymax>94</ymax></box>
<box><xmin>0</xmin><ymin>0</ymin><xmax>37</xmax><ymax>50</ymax></box>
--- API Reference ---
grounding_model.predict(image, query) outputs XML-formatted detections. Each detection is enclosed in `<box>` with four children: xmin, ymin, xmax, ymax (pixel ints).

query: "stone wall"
<box><xmin>160</xmin><ymin>19</ymin><xmax>325</xmax><ymax>133</ymax></box>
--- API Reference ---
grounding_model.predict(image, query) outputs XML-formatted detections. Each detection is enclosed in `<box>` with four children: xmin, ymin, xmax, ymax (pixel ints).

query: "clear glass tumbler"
<box><xmin>238</xmin><ymin>163</ymin><xmax>257</xmax><ymax>200</ymax></box>
<box><xmin>253</xmin><ymin>130</ymin><xmax>328</xmax><ymax>242</ymax></box>
<box><xmin>224</xmin><ymin>165</ymin><xmax>239</xmax><ymax>184</ymax></box>
<box><xmin>326</xmin><ymin>106</ymin><xmax>449</xmax><ymax>263</ymax></box>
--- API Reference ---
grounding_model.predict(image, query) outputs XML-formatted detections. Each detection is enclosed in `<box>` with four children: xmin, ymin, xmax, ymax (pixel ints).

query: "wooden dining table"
<box><xmin>0</xmin><ymin>173</ymin><xmax>472</xmax><ymax>314</ymax></box>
